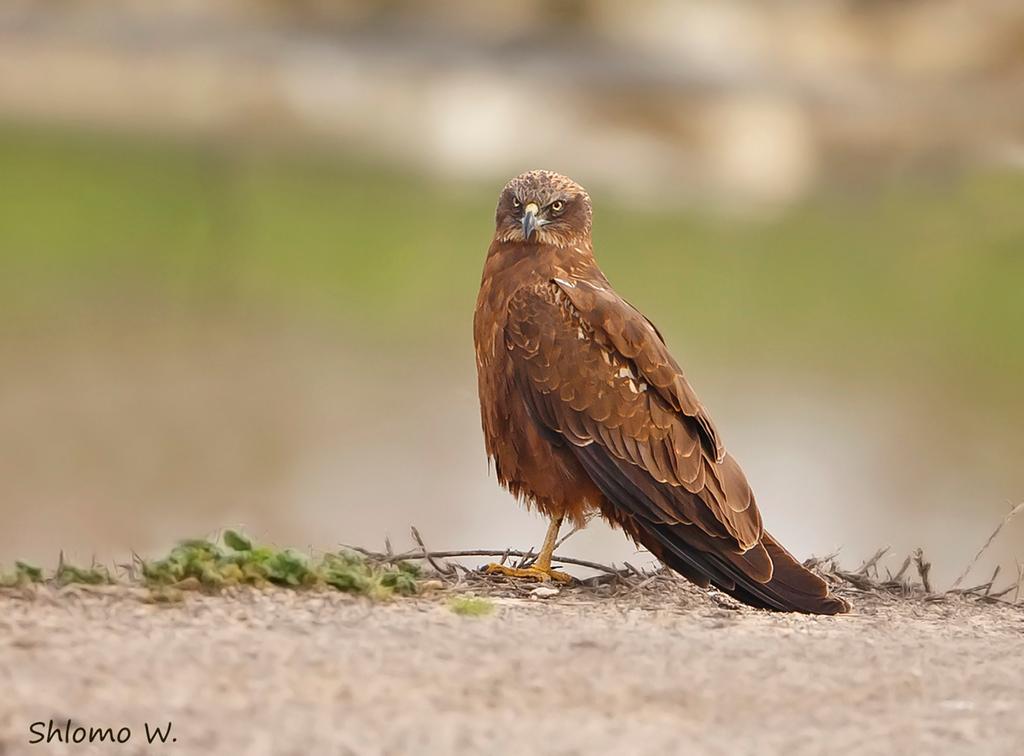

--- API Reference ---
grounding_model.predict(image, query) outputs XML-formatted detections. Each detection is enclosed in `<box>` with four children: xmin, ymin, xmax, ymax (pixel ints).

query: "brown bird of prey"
<box><xmin>473</xmin><ymin>170</ymin><xmax>848</xmax><ymax>614</ymax></box>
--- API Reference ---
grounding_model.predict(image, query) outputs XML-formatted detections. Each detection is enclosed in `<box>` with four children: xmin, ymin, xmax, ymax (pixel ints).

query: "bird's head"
<box><xmin>494</xmin><ymin>170</ymin><xmax>593</xmax><ymax>248</ymax></box>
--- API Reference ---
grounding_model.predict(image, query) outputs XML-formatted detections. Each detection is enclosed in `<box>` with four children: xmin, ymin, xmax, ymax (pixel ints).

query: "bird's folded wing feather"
<box><xmin>505</xmin><ymin>278</ymin><xmax>766</xmax><ymax>567</ymax></box>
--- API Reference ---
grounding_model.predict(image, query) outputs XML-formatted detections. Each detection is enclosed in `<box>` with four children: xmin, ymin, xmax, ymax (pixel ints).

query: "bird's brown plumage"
<box><xmin>474</xmin><ymin>170</ymin><xmax>848</xmax><ymax>614</ymax></box>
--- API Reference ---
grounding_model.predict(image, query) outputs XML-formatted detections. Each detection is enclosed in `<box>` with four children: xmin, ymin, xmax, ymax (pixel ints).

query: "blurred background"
<box><xmin>1</xmin><ymin>0</ymin><xmax>1022</xmax><ymax>588</ymax></box>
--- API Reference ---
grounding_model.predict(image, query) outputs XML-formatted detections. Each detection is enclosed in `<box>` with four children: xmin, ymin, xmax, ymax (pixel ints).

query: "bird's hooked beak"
<box><xmin>522</xmin><ymin>202</ymin><xmax>540</xmax><ymax>240</ymax></box>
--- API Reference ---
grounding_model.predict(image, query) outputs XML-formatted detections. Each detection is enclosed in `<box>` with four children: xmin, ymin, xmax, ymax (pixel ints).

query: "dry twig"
<box><xmin>892</xmin><ymin>555</ymin><xmax>913</xmax><ymax>582</ymax></box>
<box><xmin>409</xmin><ymin>527</ymin><xmax>455</xmax><ymax>576</ymax></box>
<box><xmin>913</xmin><ymin>548</ymin><xmax>933</xmax><ymax>594</ymax></box>
<box><xmin>950</xmin><ymin>501</ymin><xmax>1024</xmax><ymax>590</ymax></box>
<box><xmin>346</xmin><ymin>544</ymin><xmax>628</xmax><ymax>577</ymax></box>
<box><xmin>856</xmin><ymin>547</ymin><xmax>890</xmax><ymax>577</ymax></box>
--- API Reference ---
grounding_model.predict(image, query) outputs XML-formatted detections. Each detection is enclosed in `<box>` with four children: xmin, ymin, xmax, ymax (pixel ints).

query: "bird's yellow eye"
<box><xmin>550</xmin><ymin>200</ymin><xmax>564</xmax><ymax>213</ymax></box>
<box><xmin>512</xmin><ymin>198</ymin><xmax>521</xmax><ymax>208</ymax></box>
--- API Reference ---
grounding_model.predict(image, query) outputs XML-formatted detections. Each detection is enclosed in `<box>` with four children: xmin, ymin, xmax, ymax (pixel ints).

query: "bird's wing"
<box><xmin>506</xmin><ymin>277</ymin><xmax>848</xmax><ymax>614</ymax></box>
<box><xmin>506</xmin><ymin>277</ymin><xmax>764</xmax><ymax>557</ymax></box>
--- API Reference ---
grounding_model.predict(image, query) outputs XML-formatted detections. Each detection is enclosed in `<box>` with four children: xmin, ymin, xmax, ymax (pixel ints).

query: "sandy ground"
<box><xmin>1</xmin><ymin>582</ymin><xmax>1023</xmax><ymax>756</ymax></box>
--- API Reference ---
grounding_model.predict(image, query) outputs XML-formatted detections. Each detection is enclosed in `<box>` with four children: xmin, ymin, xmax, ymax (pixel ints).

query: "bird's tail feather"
<box><xmin>574</xmin><ymin>443</ymin><xmax>848</xmax><ymax>614</ymax></box>
<box><xmin>650</xmin><ymin>525</ymin><xmax>849</xmax><ymax>615</ymax></box>
<box><xmin>758</xmin><ymin>532</ymin><xmax>849</xmax><ymax>614</ymax></box>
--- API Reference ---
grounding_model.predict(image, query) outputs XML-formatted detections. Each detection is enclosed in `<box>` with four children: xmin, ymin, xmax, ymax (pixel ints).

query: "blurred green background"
<box><xmin>1</xmin><ymin>0</ymin><xmax>1022</xmax><ymax>588</ymax></box>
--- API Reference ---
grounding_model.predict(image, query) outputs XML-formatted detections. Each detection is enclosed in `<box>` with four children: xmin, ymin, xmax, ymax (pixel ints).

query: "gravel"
<box><xmin>2</xmin><ymin>584</ymin><xmax>1023</xmax><ymax>755</ymax></box>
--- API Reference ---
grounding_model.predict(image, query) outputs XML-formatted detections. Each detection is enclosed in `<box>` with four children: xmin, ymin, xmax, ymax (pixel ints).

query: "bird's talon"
<box><xmin>484</xmin><ymin>563</ymin><xmax>572</xmax><ymax>583</ymax></box>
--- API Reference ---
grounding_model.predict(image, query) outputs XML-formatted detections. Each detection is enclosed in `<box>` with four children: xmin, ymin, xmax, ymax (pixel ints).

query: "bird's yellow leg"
<box><xmin>485</xmin><ymin>516</ymin><xmax>572</xmax><ymax>583</ymax></box>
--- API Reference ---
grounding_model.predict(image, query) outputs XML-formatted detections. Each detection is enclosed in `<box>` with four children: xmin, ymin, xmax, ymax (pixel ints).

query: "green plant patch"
<box><xmin>141</xmin><ymin>531</ymin><xmax>421</xmax><ymax>598</ymax></box>
<box><xmin>448</xmin><ymin>595</ymin><xmax>495</xmax><ymax>617</ymax></box>
<box><xmin>1</xmin><ymin>531</ymin><xmax>425</xmax><ymax>600</ymax></box>
<box><xmin>2</xmin><ymin>558</ymin><xmax>112</xmax><ymax>587</ymax></box>
<box><xmin>0</xmin><ymin>561</ymin><xmax>44</xmax><ymax>588</ymax></box>
<box><xmin>55</xmin><ymin>560</ymin><xmax>113</xmax><ymax>586</ymax></box>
